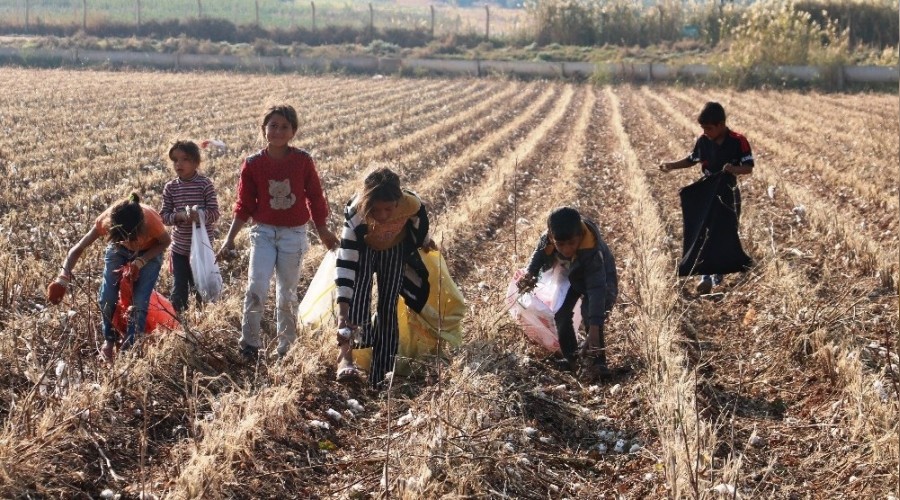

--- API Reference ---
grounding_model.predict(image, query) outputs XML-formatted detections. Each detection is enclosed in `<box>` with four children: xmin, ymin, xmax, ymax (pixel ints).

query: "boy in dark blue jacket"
<box><xmin>517</xmin><ymin>207</ymin><xmax>618</xmax><ymax>378</ymax></box>
<box><xmin>659</xmin><ymin>101</ymin><xmax>754</xmax><ymax>294</ymax></box>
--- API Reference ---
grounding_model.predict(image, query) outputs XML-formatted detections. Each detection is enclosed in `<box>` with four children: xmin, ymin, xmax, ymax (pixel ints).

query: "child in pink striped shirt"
<box><xmin>160</xmin><ymin>140</ymin><xmax>220</xmax><ymax>313</ymax></box>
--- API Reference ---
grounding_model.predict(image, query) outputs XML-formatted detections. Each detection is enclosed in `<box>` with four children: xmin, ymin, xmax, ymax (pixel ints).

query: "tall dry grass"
<box><xmin>603</xmin><ymin>86</ymin><xmax>725</xmax><ymax>497</ymax></box>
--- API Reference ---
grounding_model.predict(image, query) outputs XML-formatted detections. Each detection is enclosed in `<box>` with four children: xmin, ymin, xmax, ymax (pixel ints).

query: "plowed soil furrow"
<box><xmin>307</xmin><ymin>82</ymin><xmax>546</xmax><ymax>242</ymax></box>
<box><xmin>623</xmin><ymin>86</ymin><xmax>898</xmax><ymax>497</ymax></box>
<box><xmin>0</xmin><ymin>70</ymin><xmax>896</xmax><ymax>499</ymax></box>
<box><xmin>646</xmin><ymin>87</ymin><xmax>899</xmax><ymax>281</ymax></box>
<box><xmin>312</xmin><ymin>79</ymin><xmax>490</xmax><ymax>158</ymax></box>
<box><xmin>603</xmin><ymin>86</ymin><xmax>722</xmax><ymax>498</ymax></box>
<box><xmin>435</xmin><ymin>84</ymin><xmax>577</xmax><ymax>251</ymax></box>
<box><xmin>677</xmin><ymin>87</ymin><xmax>899</xmax><ymax>213</ymax></box>
<box><xmin>787</xmin><ymin>90</ymin><xmax>899</xmax><ymax>123</ymax></box>
<box><xmin>413</xmin><ymin>84</ymin><xmax>561</xmax><ymax>224</ymax></box>
<box><xmin>303</xmin><ymin>79</ymin><xmax>475</xmax><ymax>158</ymax></box>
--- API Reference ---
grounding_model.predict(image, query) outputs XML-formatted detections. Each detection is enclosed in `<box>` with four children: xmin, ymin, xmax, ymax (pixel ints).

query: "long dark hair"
<box><xmin>356</xmin><ymin>167</ymin><xmax>402</xmax><ymax>220</ymax></box>
<box><xmin>107</xmin><ymin>193</ymin><xmax>144</xmax><ymax>243</ymax></box>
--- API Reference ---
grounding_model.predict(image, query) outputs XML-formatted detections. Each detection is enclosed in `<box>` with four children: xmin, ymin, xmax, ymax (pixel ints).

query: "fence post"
<box><xmin>484</xmin><ymin>5</ymin><xmax>490</xmax><ymax>40</ymax></box>
<box><xmin>311</xmin><ymin>1</ymin><xmax>316</xmax><ymax>31</ymax></box>
<box><xmin>430</xmin><ymin>5</ymin><xmax>435</xmax><ymax>39</ymax></box>
<box><xmin>82</xmin><ymin>0</ymin><xmax>87</xmax><ymax>30</ymax></box>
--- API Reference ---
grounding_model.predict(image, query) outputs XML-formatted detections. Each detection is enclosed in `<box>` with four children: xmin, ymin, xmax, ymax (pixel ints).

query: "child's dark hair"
<box><xmin>168</xmin><ymin>140</ymin><xmax>201</xmax><ymax>164</ymax></box>
<box><xmin>262</xmin><ymin>104</ymin><xmax>299</xmax><ymax>132</ymax></box>
<box><xmin>357</xmin><ymin>167</ymin><xmax>402</xmax><ymax>220</ymax></box>
<box><xmin>697</xmin><ymin>102</ymin><xmax>726</xmax><ymax>125</ymax></box>
<box><xmin>108</xmin><ymin>193</ymin><xmax>144</xmax><ymax>243</ymax></box>
<box><xmin>547</xmin><ymin>206</ymin><xmax>584</xmax><ymax>242</ymax></box>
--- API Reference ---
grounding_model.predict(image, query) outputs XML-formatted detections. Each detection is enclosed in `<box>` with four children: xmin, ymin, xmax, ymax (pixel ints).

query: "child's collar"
<box><xmin>544</xmin><ymin>222</ymin><xmax>596</xmax><ymax>255</ymax></box>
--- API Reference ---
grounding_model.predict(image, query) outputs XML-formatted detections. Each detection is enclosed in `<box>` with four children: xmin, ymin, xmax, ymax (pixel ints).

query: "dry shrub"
<box><xmin>719</xmin><ymin>0</ymin><xmax>850</xmax><ymax>87</ymax></box>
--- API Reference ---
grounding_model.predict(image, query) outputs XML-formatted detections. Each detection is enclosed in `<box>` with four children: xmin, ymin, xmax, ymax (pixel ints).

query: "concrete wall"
<box><xmin>0</xmin><ymin>46</ymin><xmax>896</xmax><ymax>84</ymax></box>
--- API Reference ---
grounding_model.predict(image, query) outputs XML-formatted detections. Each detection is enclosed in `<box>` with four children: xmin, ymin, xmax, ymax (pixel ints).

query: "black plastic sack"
<box><xmin>678</xmin><ymin>174</ymin><xmax>752</xmax><ymax>276</ymax></box>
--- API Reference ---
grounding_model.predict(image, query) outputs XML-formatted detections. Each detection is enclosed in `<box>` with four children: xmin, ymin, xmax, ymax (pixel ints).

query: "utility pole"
<box><xmin>255</xmin><ymin>0</ymin><xmax>260</xmax><ymax>26</ymax></box>
<box><xmin>82</xmin><ymin>0</ymin><xmax>87</xmax><ymax>30</ymax></box>
<box><xmin>311</xmin><ymin>1</ymin><xmax>316</xmax><ymax>31</ymax></box>
<box><xmin>197</xmin><ymin>0</ymin><xmax>202</xmax><ymax>18</ymax></box>
<box><xmin>430</xmin><ymin>5</ymin><xmax>435</xmax><ymax>39</ymax></box>
<box><xmin>485</xmin><ymin>5</ymin><xmax>490</xmax><ymax>40</ymax></box>
<box><xmin>136</xmin><ymin>0</ymin><xmax>141</xmax><ymax>32</ymax></box>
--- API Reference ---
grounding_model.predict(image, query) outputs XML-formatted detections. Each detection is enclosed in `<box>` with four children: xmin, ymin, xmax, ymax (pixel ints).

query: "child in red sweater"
<box><xmin>218</xmin><ymin>105</ymin><xmax>339</xmax><ymax>362</ymax></box>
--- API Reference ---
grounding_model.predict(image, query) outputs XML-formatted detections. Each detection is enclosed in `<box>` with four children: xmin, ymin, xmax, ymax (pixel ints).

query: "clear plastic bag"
<box><xmin>297</xmin><ymin>250</ymin><xmax>338</xmax><ymax>327</ymax></box>
<box><xmin>190</xmin><ymin>209</ymin><xmax>223</xmax><ymax>302</ymax></box>
<box><xmin>505</xmin><ymin>266</ymin><xmax>581</xmax><ymax>352</ymax></box>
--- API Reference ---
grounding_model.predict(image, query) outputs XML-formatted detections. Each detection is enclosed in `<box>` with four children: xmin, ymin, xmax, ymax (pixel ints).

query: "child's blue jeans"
<box><xmin>240</xmin><ymin>224</ymin><xmax>308</xmax><ymax>357</ymax></box>
<box><xmin>98</xmin><ymin>244</ymin><xmax>163</xmax><ymax>347</ymax></box>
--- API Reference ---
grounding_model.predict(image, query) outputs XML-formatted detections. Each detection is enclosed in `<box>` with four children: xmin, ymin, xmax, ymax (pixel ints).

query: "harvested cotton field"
<box><xmin>0</xmin><ymin>68</ymin><xmax>896</xmax><ymax>498</ymax></box>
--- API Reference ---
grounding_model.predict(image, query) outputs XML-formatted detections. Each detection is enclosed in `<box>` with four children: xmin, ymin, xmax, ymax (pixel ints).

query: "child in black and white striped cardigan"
<box><xmin>334</xmin><ymin>167</ymin><xmax>436</xmax><ymax>387</ymax></box>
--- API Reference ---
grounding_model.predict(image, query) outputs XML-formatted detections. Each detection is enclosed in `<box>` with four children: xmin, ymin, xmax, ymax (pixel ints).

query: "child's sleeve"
<box><xmin>160</xmin><ymin>182</ymin><xmax>177</xmax><ymax>226</ymax></box>
<box><xmin>583</xmin><ymin>253</ymin><xmax>610</xmax><ymax>327</ymax></box>
<box><xmin>686</xmin><ymin>136</ymin><xmax>703</xmax><ymax>164</ymax></box>
<box><xmin>335</xmin><ymin>202</ymin><xmax>361</xmax><ymax>304</ymax></box>
<box><xmin>303</xmin><ymin>155</ymin><xmax>330</xmax><ymax>227</ymax></box>
<box><xmin>738</xmin><ymin>136</ymin><xmax>755</xmax><ymax>168</ymax></box>
<box><xmin>525</xmin><ymin>235</ymin><xmax>549</xmax><ymax>276</ymax></box>
<box><xmin>406</xmin><ymin>193</ymin><xmax>430</xmax><ymax>247</ymax></box>
<box><xmin>233</xmin><ymin>159</ymin><xmax>257</xmax><ymax>221</ymax></box>
<box><xmin>202</xmin><ymin>178</ymin><xmax>221</xmax><ymax>225</ymax></box>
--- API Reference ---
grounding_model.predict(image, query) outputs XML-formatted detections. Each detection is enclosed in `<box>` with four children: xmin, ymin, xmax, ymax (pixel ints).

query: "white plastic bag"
<box><xmin>505</xmin><ymin>267</ymin><xmax>581</xmax><ymax>352</ymax></box>
<box><xmin>298</xmin><ymin>251</ymin><xmax>338</xmax><ymax>327</ymax></box>
<box><xmin>190</xmin><ymin>209</ymin><xmax>223</xmax><ymax>302</ymax></box>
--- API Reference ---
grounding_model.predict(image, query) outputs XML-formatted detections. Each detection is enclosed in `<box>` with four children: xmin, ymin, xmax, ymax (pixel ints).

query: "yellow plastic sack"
<box><xmin>353</xmin><ymin>250</ymin><xmax>465</xmax><ymax>376</ymax></box>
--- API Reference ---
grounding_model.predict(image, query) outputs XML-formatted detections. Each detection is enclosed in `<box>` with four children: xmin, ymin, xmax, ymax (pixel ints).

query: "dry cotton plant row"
<box><xmin>604</xmin><ymin>86</ymin><xmax>725</xmax><ymax>498</ymax></box>
<box><xmin>0</xmin><ymin>70</ymin><xmax>896</xmax><ymax>498</ymax></box>
<box><xmin>631</xmin><ymin>84</ymin><xmax>898</xmax><ymax>495</ymax></box>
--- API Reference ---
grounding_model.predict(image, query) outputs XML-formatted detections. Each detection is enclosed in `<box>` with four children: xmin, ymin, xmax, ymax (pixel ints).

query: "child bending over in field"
<box><xmin>47</xmin><ymin>193</ymin><xmax>171</xmax><ymax>362</ymax></box>
<box><xmin>217</xmin><ymin>104</ymin><xmax>339</xmax><ymax>362</ymax></box>
<box><xmin>517</xmin><ymin>207</ymin><xmax>618</xmax><ymax>379</ymax></box>
<box><xmin>160</xmin><ymin>140</ymin><xmax>220</xmax><ymax>313</ymax></box>
<box><xmin>659</xmin><ymin>101</ymin><xmax>754</xmax><ymax>295</ymax></box>
<box><xmin>335</xmin><ymin>167</ymin><xmax>436</xmax><ymax>388</ymax></box>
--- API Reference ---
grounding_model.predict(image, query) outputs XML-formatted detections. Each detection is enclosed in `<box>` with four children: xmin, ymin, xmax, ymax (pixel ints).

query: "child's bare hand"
<box><xmin>318</xmin><ymin>230</ymin><xmax>339</xmax><ymax>251</ymax></box>
<box><xmin>422</xmin><ymin>240</ymin><xmax>439</xmax><ymax>253</ymax></box>
<box><xmin>517</xmin><ymin>273</ymin><xmax>537</xmax><ymax>293</ymax></box>
<box><xmin>216</xmin><ymin>242</ymin><xmax>237</xmax><ymax>263</ymax></box>
<box><xmin>47</xmin><ymin>274</ymin><xmax>69</xmax><ymax>304</ymax></box>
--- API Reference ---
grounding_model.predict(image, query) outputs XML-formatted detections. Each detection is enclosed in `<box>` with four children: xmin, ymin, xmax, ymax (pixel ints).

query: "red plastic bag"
<box><xmin>111</xmin><ymin>265</ymin><xmax>180</xmax><ymax>336</ymax></box>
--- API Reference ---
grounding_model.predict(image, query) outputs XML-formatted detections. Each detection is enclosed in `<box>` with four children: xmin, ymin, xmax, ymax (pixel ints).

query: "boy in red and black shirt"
<box><xmin>659</xmin><ymin>101</ymin><xmax>754</xmax><ymax>294</ymax></box>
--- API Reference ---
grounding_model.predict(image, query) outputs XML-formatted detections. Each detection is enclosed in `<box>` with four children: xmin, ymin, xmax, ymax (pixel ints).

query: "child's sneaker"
<box><xmin>696</xmin><ymin>276</ymin><xmax>713</xmax><ymax>295</ymax></box>
<box><xmin>239</xmin><ymin>345</ymin><xmax>258</xmax><ymax>363</ymax></box>
<box><xmin>554</xmin><ymin>357</ymin><xmax>576</xmax><ymax>372</ymax></box>
<box><xmin>584</xmin><ymin>360</ymin><xmax>613</xmax><ymax>381</ymax></box>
